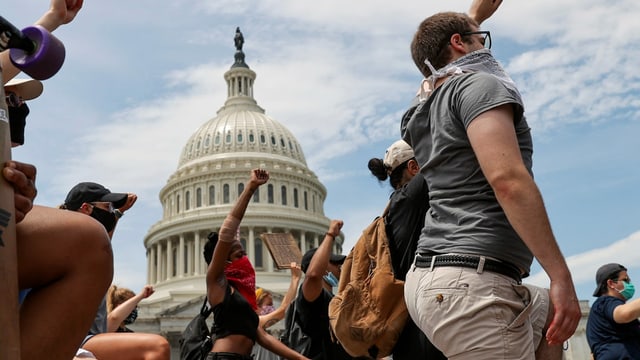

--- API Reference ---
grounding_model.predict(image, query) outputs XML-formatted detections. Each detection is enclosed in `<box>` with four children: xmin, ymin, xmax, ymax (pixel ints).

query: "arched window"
<box><xmin>185</xmin><ymin>191</ymin><xmax>191</xmax><ymax>210</ymax></box>
<box><xmin>253</xmin><ymin>187</ymin><xmax>260</xmax><ymax>203</ymax></box>
<box><xmin>223</xmin><ymin>184</ymin><xmax>230</xmax><ymax>204</ymax></box>
<box><xmin>209</xmin><ymin>185</ymin><xmax>215</xmax><ymax>205</ymax></box>
<box><xmin>267</xmin><ymin>184</ymin><xmax>274</xmax><ymax>204</ymax></box>
<box><xmin>176</xmin><ymin>194</ymin><xmax>181</xmax><ymax>213</ymax></box>
<box><xmin>238</xmin><ymin>183</ymin><xmax>244</xmax><ymax>197</ymax></box>
<box><xmin>196</xmin><ymin>188</ymin><xmax>202</xmax><ymax>208</ymax></box>
<box><xmin>293</xmin><ymin>188</ymin><xmax>299</xmax><ymax>208</ymax></box>
<box><xmin>304</xmin><ymin>191</ymin><xmax>308</xmax><ymax>210</ymax></box>
<box><xmin>281</xmin><ymin>186</ymin><xmax>287</xmax><ymax>206</ymax></box>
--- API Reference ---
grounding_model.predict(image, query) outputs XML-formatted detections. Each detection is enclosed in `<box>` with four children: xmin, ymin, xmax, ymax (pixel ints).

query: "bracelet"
<box><xmin>114</xmin><ymin>209</ymin><xmax>123</xmax><ymax>219</ymax></box>
<box><xmin>325</xmin><ymin>232</ymin><xmax>335</xmax><ymax>239</ymax></box>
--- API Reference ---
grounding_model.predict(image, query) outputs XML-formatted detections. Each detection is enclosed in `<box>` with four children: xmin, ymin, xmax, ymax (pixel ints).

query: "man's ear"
<box><xmin>449</xmin><ymin>33</ymin><xmax>466</xmax><ymax>53</ymax></box>
<box><xmin>78</xmin><ymin>202</ymin><xmax>92</xmax><ymax>215</ymax></box>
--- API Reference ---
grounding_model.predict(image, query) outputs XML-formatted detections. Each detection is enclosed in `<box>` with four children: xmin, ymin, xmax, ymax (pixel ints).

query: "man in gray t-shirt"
<box><xmin>401</xmin><ymin>9</ymin><xmax>581</xmax><ymax>360</ymax></box>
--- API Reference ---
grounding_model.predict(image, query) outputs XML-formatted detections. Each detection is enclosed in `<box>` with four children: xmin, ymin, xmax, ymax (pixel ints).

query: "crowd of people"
<box><xmin>2</xmin><ymin>0</ymin><xmax>637</xmax><ymax>359</ymax></box>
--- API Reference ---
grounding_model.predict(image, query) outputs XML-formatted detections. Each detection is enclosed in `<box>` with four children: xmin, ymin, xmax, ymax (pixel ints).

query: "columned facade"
<box><xmin>133</xmin><ymin>29</ymin><xmax>342</xmax><ymax>358</ymax></box>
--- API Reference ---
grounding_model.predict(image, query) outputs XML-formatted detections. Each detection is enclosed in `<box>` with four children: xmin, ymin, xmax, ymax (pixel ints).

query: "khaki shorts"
<box><xmin>404</xmin><ymin>265</ymin><xmax>549</xmax><ymax>360</ymax></box>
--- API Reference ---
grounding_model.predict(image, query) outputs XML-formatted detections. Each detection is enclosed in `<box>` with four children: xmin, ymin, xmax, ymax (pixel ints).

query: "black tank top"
<box><xmin>211</xmin><ymin>285</ymin><xmax>259</xmax><ymax>342</ymax></box>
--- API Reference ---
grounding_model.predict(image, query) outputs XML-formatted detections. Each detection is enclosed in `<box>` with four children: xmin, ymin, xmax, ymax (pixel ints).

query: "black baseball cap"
<box><xmin>63</xmin><ymin>182</ymin><xmax>128</xmax><ymax>211</ymax></box>
<box><xmin>593</xmin><ymin>263</ymin><xmax>627</xmax><ymax>297</ymax></box>
<box><xmin>300</xmin><ymin>248</ymin><xmax>346</xmax><ymax>273</ymax></box>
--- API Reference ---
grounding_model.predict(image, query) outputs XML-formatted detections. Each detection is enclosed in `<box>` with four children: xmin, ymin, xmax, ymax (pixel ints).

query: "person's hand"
<box><xmin>3</xmin><ymin>161</ymin><xmax>37</xmax><ymax>223</ymax></box>
<box><xmin>118</xmin><ymin>193</ymin><xmax>137</xmax><ymax>212</ymax></box>
<box><xmin>37</xmin><ymin>0</ymin><xmax>84</xmax><ymax>31</ymax></box>
<box><xmin>467</xmin><ymin>0</ymin><xmax>503</xmax><ymax>25</ymax></box>
<box><xmin>289</xmin><ymin>262</ymin><xmax>302</xmax><ymax>280</ymax></box>
<box><xmin>545</xmin><ymin>278</ymin><xmax>581</xmax><ymax>345</ymax></box>
<box><xmin>139</xmin><ymin>285</ymin><xmax>155</xmax><ymax>299</ymax></box>
<box><xmin>249</xmin><ymin>168</ymin><xmax>269</xmax><ymax>188</ymax></box>
<box><xmin>328</xmin><ymin>219</ymin><xmax>343</xmax><ymax>237</ymax></box>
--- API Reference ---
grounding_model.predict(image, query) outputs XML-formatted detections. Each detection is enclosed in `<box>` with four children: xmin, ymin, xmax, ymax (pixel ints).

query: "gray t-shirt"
<box><xmin>403</xmin><ymin>72</ymin><xmax>534</xmax><ymax>273</ymax></box>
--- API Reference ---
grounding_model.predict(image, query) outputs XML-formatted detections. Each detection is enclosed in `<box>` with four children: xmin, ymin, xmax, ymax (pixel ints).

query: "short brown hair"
<box><xmin>411</xmin><ymin>12</ymin><xmax>478</xmax><ymax>78</ymax></box>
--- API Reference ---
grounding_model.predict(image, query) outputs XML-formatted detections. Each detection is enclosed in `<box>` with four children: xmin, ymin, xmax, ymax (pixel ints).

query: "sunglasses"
<box><xmin>461</xmin><ymin>31</ymin><xmax>492</xmax><ymax>50</ymax></box>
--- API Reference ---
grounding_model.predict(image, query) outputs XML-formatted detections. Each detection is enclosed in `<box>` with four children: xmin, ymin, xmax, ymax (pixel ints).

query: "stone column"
<box><xmin>155</xmin><ymin>242</ymin><xmax>162</xmax><ymax>284</ymax></box>
<box><xmin>167</xmin><ymin>237</ymin><xmax>173</xmax><ymax>280</ymax></box>
<box><xmin>194</xmin><ymin>231</ymin><xmax>201</xmax><ymax>275</ymax></box>
<box><xmin>300</xmin><ymin>231</ymin><xmax>307</xmax><ymax>254</ymax></box>
<box><xmin>178</xmin><ymin>234</ymin><xmax>185</xmax><ymax>277</ymax></box>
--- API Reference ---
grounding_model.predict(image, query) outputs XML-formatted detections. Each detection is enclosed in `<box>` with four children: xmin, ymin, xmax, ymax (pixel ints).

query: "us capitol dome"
<box><xmin>133</xmin><ymin>28</ymin><xmax>343</xmax><ymax>354</ymax></box>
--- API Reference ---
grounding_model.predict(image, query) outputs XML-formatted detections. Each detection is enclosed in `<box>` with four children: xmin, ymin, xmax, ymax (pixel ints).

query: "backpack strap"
<box><xmin>200</xmin><ymin>296</ymin><xmax>212</xmax><ymax>318</ymax></box>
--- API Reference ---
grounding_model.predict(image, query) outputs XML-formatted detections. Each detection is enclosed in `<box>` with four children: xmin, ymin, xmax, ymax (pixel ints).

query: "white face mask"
<box><xmin>422</xmin><ymin>49</ymin><xmax>521</xmax><ymax>102</ymax></box>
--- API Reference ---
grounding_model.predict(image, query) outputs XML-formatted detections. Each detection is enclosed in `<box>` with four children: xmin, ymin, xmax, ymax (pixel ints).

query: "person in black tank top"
<box><xmin>204</xmin><ymin>169</ymin><xmax>309</xmax><ymax>360</ymax></box>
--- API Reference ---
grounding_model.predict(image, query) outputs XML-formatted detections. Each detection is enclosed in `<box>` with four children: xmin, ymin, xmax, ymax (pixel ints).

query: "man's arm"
<box><xmin>301</xmin><ymin>220</ymin><xmax>343</xmax><ymax>303</ymax></box>
<box><xmin>1</xmin><ymin>0</ymin><xmax>83</xmax><ymax>83</ymax></box>
<box><xmin>467</xmin><ymin>104</ymin><xmax>581</xmax><ymax>345</ymax></box>
<box><xmin>467</xmin><ymin>0</ymin><xmax>503</xmax><ymax>25</ymax></box>
<box><xmin>613</xmin><ymin>298</ymin><xmax>640</xmax><ymax>324</ymax></box>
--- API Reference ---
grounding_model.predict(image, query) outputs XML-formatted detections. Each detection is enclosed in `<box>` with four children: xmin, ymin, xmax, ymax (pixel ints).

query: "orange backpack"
<box><xmin>328</xmin><ymin>216</ymin><xmax>408</xmax><ymax>359</ymax></box>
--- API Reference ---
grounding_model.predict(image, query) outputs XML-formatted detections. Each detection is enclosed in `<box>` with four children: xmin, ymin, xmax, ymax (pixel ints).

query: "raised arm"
<box><xmin>206</xmin><ymin>169</ymin><xmax>269</xmax><ymax>306</ymax></box>
<box><xmin>1</xmin><ymin>0</ymin><xmax>84</xmax><ymax>83</ymax></box>
<box><xmin>467</xmin><ymin>0</ymin><xmax>503</xmax><ymax>25</ymax></box>
<box><xmin>106</xmin><ymin>285</ymin><xmax>154</xmax><ymax>332</ymax></box>
<box><xmin>301</xmin><ymin>220</ymin><xmax>343</xmax><ymax>302</ymax></box>
<box><xmin>259</xmin><ymin>262</ymin><xmax>302</xmax><ymax>329</ymax></box>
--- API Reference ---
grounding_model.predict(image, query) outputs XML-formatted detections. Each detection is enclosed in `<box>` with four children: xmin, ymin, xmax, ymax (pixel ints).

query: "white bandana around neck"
<box><xmin>420</xmin><ymin>49</ymin><xmax>521</xmax><ymax>102</ymax></box>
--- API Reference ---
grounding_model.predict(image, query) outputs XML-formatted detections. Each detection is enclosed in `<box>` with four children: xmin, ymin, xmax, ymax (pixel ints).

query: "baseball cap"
<box><xmin>63</xmin><ymin>182</ymin><xmax>128</xmax><ymax>211</ymax></box>
<box><xmin>4</xmin><ymin>78</ymin><xmax>43</xmax><ymax>100</ymax></box>
<box><xmin>383</xmin><ymin>140</ymin><xmax>414</xmax><ymax>174</ymax></box>
<box><xmin>300</xmin><ymin>247</ymin><xmax>346</xmax><ymax>273</ymax></box>
<box><xmin>593</xmin><ymin>263</ymin><xmax>627</xmax><ymax>297</ymax></box>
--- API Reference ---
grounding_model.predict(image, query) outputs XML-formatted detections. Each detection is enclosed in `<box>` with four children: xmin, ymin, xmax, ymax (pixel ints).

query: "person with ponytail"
<box><xmin>368</xmin><ymin>140</ymin><xmax>445</xmax><ymax>360</ymax></box>
<box><xmin>205</xmin><ymin>168</ymin><xmax>309</xmax><ymax>360</ymax></box>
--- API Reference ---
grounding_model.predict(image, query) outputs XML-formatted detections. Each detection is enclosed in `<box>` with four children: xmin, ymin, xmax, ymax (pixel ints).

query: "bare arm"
<box><xmin>467</xmin><ymin>0</ymin><xmax>503</xmax><ymax>25</ymax></box>
<box><xmin>1</xmin><ymin>0</ymin><xmax>84</xmax><ymax>83</ymax></box>
<box><xmin>206</xmin><ymin>169</ymin><xmax>269</xmax><ymax>307</ymax></box>
<box><xmin>301</xmin><ymin>220</ymin><xmax>343</xmax><ymax>302</ymax></box>
<box><xmin>106</xmin><ymin>285</ymin><xmax>154</xmax><ymax>332</ymax></box>
<box><xmin>256</xmin><ymin>327</ymin><xmax>309</xmax><ymax>360</ymax></box>
<box><xmin>613</xmin><ymin>298</ymin><xmax>640</xmax><ymax>324</ymax></box>
<box><xmin>259</xmin><ymin>262</ymin><xmax>302</xmax><ymax>329</ymax></box>
<box><xmin>467</xmin><ymin>104</ymin><xmax>581</xmax><ymax>345</ymax></box>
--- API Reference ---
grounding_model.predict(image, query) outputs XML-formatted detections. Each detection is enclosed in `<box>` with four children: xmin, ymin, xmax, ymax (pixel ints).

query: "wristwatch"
<box><xmin>114</xmin><ymin>209</ymin><xmax>124</xmax><ymax>219</ymax></box>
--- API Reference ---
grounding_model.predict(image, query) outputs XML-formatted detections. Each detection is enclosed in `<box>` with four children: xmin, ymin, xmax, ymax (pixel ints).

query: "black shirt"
<box><xmin>212</xmin><ymin>285</ymin><xmax>259</xmax><ymax>342</ymax></box>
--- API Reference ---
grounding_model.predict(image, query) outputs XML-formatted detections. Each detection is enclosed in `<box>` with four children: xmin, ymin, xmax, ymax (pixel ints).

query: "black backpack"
<box><xmin>279</xmin><ymin>296</ymin><xmax>312</xmax><ymax>358</ymax></box>
<box><xmin>179</xmin><ymin>297</ymin><xmax>213</xmax><ymax>360</ymax></box>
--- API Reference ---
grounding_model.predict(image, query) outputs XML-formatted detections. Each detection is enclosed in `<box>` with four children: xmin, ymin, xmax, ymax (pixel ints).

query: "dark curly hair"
<box><xmin>203</xmin><ymin>232</ymin><xmax>219</xmax><ymax>265</ymax></box>
<box><xmin>368</xmin><ymin>157</ymin><xmax>409</xmax><ymax>190</ymax></box>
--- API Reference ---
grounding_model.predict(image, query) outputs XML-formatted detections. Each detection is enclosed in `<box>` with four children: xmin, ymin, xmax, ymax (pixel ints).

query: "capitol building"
<box><xmin>132</xmin><ymin>30</ymin><xmax>593</xmax><ymax>360</ymax></box>
<box><xmin>133</xmin><ymin>30</ymin><xmax>343</xmax><ymax>357</ymax></box>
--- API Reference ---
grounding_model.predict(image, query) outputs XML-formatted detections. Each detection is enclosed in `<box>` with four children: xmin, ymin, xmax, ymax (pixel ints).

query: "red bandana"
<box><xmin>224</xmin><ymin>256</ymin><xmax>257</xmax><ymax>310</ymax></box>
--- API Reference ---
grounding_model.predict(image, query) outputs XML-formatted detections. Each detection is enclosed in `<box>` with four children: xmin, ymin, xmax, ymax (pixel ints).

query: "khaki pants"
<box><xmin>404</xmin><ymin>265</ymin><xmax>548</xmax><ymax>360</ymax></box>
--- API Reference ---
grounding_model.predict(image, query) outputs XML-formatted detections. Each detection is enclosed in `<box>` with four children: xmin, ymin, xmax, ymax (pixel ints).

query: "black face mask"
<box><xmin>124</xmin><ymin>308</ymin><xmax>138</xmax><ymax>325</ymax></box>
<box><xmin>8</xmin><ymin>103</ymin><xmax>29</xmax><ymax>146</ymax></box>
<box><xmin>90</xmin><ymin>206</ymin><xmax>117</xmax><ymax>233</ymax></box>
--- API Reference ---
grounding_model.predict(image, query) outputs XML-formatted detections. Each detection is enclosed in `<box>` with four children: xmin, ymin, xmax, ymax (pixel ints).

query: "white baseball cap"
<box><xmin>383</xmin><ymin>140</ymin><xmax>414</xmax><ymax>173</ymax></box>
<box><xmin>4</xmin><ymin>78</ymin><xmax>44</xmax><ymax>100</ymax></box>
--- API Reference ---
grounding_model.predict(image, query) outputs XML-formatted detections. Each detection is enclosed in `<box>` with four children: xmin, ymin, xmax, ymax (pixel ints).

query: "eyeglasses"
<box><xmin>5</xmin><ymin>92</ymin><xmax>23</xmax><ymax>107</ymax></box>
<box><xmin>461</xmin><ymin>31</ymin><xmax>492</xmax><ymax>50</ymax></box>
<box><xmin>614</xmin><ymin>277</ymin><xmax>631</xmax><ymax>283</ymax></box>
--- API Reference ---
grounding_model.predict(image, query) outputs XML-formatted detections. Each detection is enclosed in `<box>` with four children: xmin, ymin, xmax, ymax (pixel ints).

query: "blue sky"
<box><xmin>4</xmin><ymin>0</ymin><xmax>640</xmax><ymax>304</ymax></box>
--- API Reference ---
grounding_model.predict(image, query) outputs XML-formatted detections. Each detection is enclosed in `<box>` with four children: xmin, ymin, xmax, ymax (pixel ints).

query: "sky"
<box><xmin>4</xmin><ymin>0</ymin><xmax>640</xmax><ymax>305</ymax></box>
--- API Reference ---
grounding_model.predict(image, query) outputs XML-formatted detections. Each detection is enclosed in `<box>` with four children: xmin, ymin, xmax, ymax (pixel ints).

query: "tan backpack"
<box><xmin>328</xmin><ymin>216</ymin><xmax>408</xmax><ymax>359</ymax></box>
